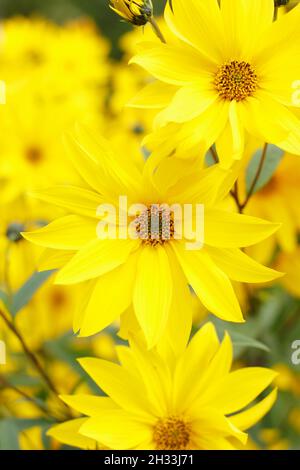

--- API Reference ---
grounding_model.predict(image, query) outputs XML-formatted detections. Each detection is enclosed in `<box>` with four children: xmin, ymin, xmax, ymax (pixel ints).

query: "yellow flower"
<box><xmin>129</xmin><ymin>0</ymin><xmax>300</xmax><ymax>167</ymax></box>
<box><xmin>276</xmin><ymin>247</ymin><xmax>300</xmax><ymax>297</ymax></box>
<box><xmin>246</xmin><ymin>153</ymin><xmax>300</xmax><ymax>254</ymax></box>
<box><xmin>48</xmin><ymin>323</ymin><xmax>278</xmax><ymax>450</ymax></box>
<box><xmin>110</xmin><ymin>0</ymin><xmax>153</xmax><ymax>26</ymax></box>
<box><xmin>0</xmin><ymin>17</ymin><xmax>110</xmax><ymax>200</ymax></box>
<box><xmin>23</xmin><ymin>125</ymin><xmax>282</xmax><ymax>348</ymax></box>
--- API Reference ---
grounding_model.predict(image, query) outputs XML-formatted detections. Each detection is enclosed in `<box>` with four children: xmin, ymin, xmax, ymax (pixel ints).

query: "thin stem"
<box><xmin>149</xmin><ymin>17</ymin><xmax>166</xmax><ymax>43</ymax></box>
<box><xmin>241</xmin><ymin>143</ymin><xmax>268</xmax><ymax>211</ymax></box>
<box><xmin>0</xmin><ymin>308</ymin><xmax>73</xmax><ymax>419</ymax></box>
<box><xmin>210</xmin><ymin>146</ymin><xmax>219</xmax><ymax>164</ymax></box>
<box><xmin>0</xmin><ymin>308</ymin><xmax>58</xmax><ymax>398</ymax></box>
<box><xmin>230</xmin><ymin>181</ymin><xmax>244</xmax><ymax>214</ymax></box>
<box><xmin>0</xmin><ymin>374</ymin><xmax>50</xmax><ymax>417</ymax></box>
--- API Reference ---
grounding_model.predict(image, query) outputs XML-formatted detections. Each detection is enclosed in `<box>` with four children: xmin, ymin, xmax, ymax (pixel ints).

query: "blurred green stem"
<box><xmin>241</xmin><ymin>143</ymin><xmax>269</xmax><ymax>211</ymax></box>
<box><xmin>149</xmin><ymin>17</ymin><xmax>166</xmax><ymax>43</ymax></box>
<box><xmin>0</xmin><ymin>308</ymin><xmax>72</xmax><ymax>419</ymax></box>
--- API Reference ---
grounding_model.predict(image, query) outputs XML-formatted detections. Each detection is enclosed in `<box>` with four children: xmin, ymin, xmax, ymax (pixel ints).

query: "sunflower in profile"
<box><xmin>48</xmin><ymin>323</ymin><xmax>278</xmax><ymax>450</ymax></box>
<box><xmin>129</xmin><ymin>0</ymin><xmax>300</xmax><ymax>167</ymax></box>
<box><xmin>23</xmin><ymin>125</ymin><xmax>281</xmax><ymax>348</ymax></box>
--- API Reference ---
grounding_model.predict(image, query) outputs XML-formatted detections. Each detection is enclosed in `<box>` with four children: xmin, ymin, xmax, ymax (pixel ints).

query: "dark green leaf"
<box><xmin>10</xmin><ymin>270</ymin><xmax>54</xmax><ymax>316</ymax></box>
<box><xmin>0</xmin><ymin>289</ymin><xmax>9</xmax><ymax>309</ymax></box>
<box><xmin>227</xmin><ymin>330</ymin><xmax>270</xmax><ymax>353</ymax></box>
<box><xmin>211</xmin><ymin>317</ymin><xmax>270</xmax><ymax>357</ymax></box>
<box><xmin>246</xmin><ymin>145</ymin><xmax>284</xmax><ymax>195</ymax></box>
<box><xmin>0</xmin><ymin>419</ymin><xmax>20</xmax><ymax>450</ymax></box>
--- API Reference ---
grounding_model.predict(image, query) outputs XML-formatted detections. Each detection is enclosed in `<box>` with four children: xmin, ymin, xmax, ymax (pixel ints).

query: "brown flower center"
<box><xmin>134</xmin><ymin>205</ymin><xmax>175</xmax><ymax>246</ymax></box>
<box><xmin>214</xmin><ymin>60</ymin><xmax>258</xmax><ymax>101</ymax></box>
<box><xmin>153</xmin><ymin>416</ymin><xmax>191</xmax><ymax>450</ymax></box>
<box><xmin>25</xmin><ymin>146</ymin><xmax>43</xmax><ymax>164</ymax></box>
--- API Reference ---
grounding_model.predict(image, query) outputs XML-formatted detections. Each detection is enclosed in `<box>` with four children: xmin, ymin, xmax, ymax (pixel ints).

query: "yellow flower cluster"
<box><xmin>1</xmin><ymin>0</ymin><xmax>300</xmax><ymax>451</ymax></box>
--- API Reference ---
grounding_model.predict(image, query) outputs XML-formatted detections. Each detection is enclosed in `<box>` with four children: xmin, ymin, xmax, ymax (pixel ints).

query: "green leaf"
<box><xmin>12</xmin><ymin>418</ymin><xmax>51</xmax><ymax>431</ymax></box>
<box><xmin>246</xmin><ymin>145</ymin><xmax>284</xmax><ymax>195</ymax></box>
<box><xmin>0</xmin><ymin>419</ymin><xmax>20</xmax><ymax>450</ymax></box>
<box><xmin>10</xmin><ymin>270</ymin><xmax>54</xmax><ymax>317</ymax></box>
<box><xmin>226</xmin><ymin>330</ymin><xmax>270</xmax><ymax>353</ymax></box>
<box><xmin>0</xmin><ymin>289</ymin><xmax>9</xmax><ymax>309</ymax></box>
<box><xmin>210</xmin><ymin>317</ymin><xmax>270</xmax><ymax>358</ymax></box>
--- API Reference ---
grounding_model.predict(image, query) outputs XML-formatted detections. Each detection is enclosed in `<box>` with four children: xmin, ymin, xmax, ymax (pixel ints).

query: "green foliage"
<box><xmin>246</xmin><ymin>145</ymin><xmax>284</xmax><ymax>195</ymax></box>
<box><xmin>9</xmin><ymin>270</ymin><xmax>54</xmax><ymax>317</ymax></box>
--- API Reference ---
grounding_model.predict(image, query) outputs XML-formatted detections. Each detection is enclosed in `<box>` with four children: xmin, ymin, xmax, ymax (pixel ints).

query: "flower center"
<box><xmin>134</xmin><ymin>205</ymin><xmax>175</xmax><ymax>246</ymax></box>
<box><xmin>25</xmin><ymin>146</ymin><xmax>43</xmax><ymax>164</ymax></box>
<box><xmin>214</xmin><ymin>60</ymin><xmax>258</xmax><ymax>101</ymax></box>
<box><xmin>153</xmin><ymin>416</ymin><xmax>191</xmax><ymax>450</ymax></box>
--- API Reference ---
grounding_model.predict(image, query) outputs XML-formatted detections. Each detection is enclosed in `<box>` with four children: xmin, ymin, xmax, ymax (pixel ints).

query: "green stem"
<box><xmin>149</xmin><ymin>17</ymin><xmax>166</xmax><ymax>43</ymax></box>
<box><xmin>0</xmin><ymin>308</ymin><xmax>72</xmax><ymax>419</ymax></box>
<box><xmin>241</xmin><ymin>143</ymin><xmax>269</xmax><ymax>211</ymax></box>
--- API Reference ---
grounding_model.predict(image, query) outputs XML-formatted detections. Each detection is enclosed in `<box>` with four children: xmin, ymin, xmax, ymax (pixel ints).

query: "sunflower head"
<box><xmin>109</xmin><ymin>0</ymin><xmax>153</xmax><ymax>26</ymax></box>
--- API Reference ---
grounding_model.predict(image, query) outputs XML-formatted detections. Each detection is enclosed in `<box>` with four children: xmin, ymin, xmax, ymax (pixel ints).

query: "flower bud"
<box><xmin>109</xmin><ymin>0</ymin><xmax>153</xmax><ymax>26</ymax></box>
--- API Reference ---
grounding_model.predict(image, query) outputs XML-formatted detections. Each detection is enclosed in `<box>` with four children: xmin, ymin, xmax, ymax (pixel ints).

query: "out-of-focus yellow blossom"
<box><xmin>273</xmin><ymin>364</ymin><xmax>300</xmax><ymax>396</ymax></box>
<box><xmin>246</xmin><ymin>154</ymin><xmax>300</xmax><ymax>254</ymax></box>
<box><xmin>276</xmin><ymin>247</ymin><xmax>300</xmax><ymax>297</ymax></box>
<box><xmin>0</xmin><ymin>17</ymin><xmax>110</xmax><ymax>201</ymax></box>
<box><xmin>289</xmin><ymin>408</ymin><xmax>300</xmax><ymax>434</ymax></box>
<box><xmin>0</xmin><ymin>17</ymin><xmax>110</xmax><ymax>97</ymax></box>
<box><xmin>19</xmin><ymin>426</ymin><xmax>45</xmax><ymax>450</ymax></box>
<box><xmin>259</xmin><ymin>428</ymin><xmax>290</xmax><ymax>450</ymax></box>
<box><xmin>0</xmin><ymin>198</ymin><xmax>47</xmax><ymax>290</ymax></box>
<box><xmin>91</xmin><ymin>333</ymin><xmax>117</xmax><ymax>362</ymax></box>
<box><xmin>48</xmin><ymin>323</ymin><xmax>277</xmax><ymax>450</ymax></box>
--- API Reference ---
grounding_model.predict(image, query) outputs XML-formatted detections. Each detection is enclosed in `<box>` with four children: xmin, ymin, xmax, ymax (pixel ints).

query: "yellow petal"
<box><xmin>220</xmin><ymin>0</ymin><xmax>274</xmax><ymax>59</ymax></box>
<box><xmin>205</xmin><ymin>209</ymin><xmax>280</xmax><ymax>248</ymax></box>
<box><xmin>155</xmin><ymin>84</ymin><xmax>216</xmax><ymax>125</ymax></box>
<box><xmin>207</xmin><ymin>247</ymin><xmax>283</xmax><ymax>283</ymax></box>
<box><xmin>172</xmin><ymin>242</ymin><xmax>244</xmax><ymax>323</ymax></box>
<box><xmin>184</xmin><ymin>332</ymin><xmax>233</xmax><ymax>411</ymax></box>
<box><xmin>78</xmin><ymin>253</ymin><xmax>138</xmax><ymax>336</ymax></box>
<box><xmin>127</xmin><ymin>80</ymin><xmax>178</xmax><ymax>109</ymax></box>
<box><xmin>80</xmin><ymin>411</ymin><xmax>152</xmax><ymax>450</ymax></box>
<box><xmin>192</xmin><ymin>408</ymin><xmax>247</xmax><ymax>445</ymax></box>
<box><xmin>38</xmin><ymin>248</ymin><xmax>75</xmax><ymax>271</ymax></box>
<box><xmin>55</xmin><ymin>238</ymin><xmax>138</xmax><ymax>285</ymax></box>
<box><xmin>158</xmin><ymin>245</ymin><xmax>193</xmax><ymax>357</ymax></box>
<box><xmin>133</xmin><ymin>245</ymin><xmax>173</xmax><ymax>349</ymax></box>
<box><xmin>30</xmin><ymin>186</ymin><xmax>103</xmax><ymax>218</ymax></box>
<box><xmin>201</xmin><ymin>367</ymin><xmax>278</xmax><ymax>414</ymax></box>
<box><xmin>23</xmin><ymin>215</ymin><xmax>96</xmax><ymax>250</ymax></box>
<box><xmin>165</xmin><ymin>0</ymin><xmax>225</xmax><ymax>63</ymax></box>
<box><xmin>78</xmin><ymin>357</ymin><xmax>152</xmax><ymax>419</ymax></box>
<box><xmin>47</xmin><ymin>418</ymin><xmax>97</xmax><ymax>450</ymax></box>
<box><xmin>173</xmin><ymin>322</ymin><xmax>220</xmax><ymax>412</ymax></box>
<box><xmin>60</xmin><ymin>395</ymin><xmax>117</xmax><ymax>417</ymax></box>
<box><xmin>230</xmin><ymin>388</ymin><xmax>278</xmax><ymax>431</ymax></box>
<box><xmin>130</xmin><ymin>42</ymin><xmax>210</xmax><ymax>86</ymax></box>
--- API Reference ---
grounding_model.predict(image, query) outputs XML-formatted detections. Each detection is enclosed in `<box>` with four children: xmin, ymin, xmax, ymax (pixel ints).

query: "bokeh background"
<box><xmin>0</xmin><ymin>0</ymin><xmax>164</xmax><ymax>57</ymax></box>
<box><xmin>0</xmin><ymin>0</ymin><xmax>300</xmax><ymax>450</ymax></box>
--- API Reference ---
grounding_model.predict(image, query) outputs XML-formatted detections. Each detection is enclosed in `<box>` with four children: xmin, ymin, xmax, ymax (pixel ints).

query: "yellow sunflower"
<box><xmin>48</xmin><ymin>322</ymin><xmax>277</xmax><ymax>450</ymax></box>
<box><xmin>23</xmin><ymin>125</ymin><xmax>281</xmax><ymax>348</ymax></box>
<box><xmin>129</xmin><ymin>0</ymin><xmax>300</xmax><ymax>167</ymax></box>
